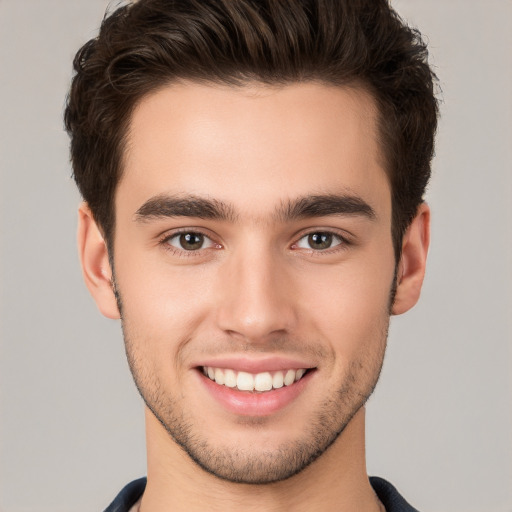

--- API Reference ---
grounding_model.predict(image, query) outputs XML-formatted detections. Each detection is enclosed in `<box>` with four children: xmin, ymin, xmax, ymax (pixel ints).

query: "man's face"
<box><xmin>111</xmin><ymin>82</ymin><xmax>395</xmax><ymax>483</ymax></box>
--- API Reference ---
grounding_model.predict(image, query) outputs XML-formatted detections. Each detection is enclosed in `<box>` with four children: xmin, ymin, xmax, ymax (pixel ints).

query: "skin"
<box><xmin>78</xmin><ymin>81</ymin><xmax>429</xmax><ymax>512</ymax></box>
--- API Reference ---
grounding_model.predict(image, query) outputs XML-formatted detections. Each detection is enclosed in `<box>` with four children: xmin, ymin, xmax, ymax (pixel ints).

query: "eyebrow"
<box><xmin>278</xmin><ymin>194</ymin><xmax>376</xmax><ymax>222</ymax></box>
<box><xmin>134</xmin><ymin>193</ymin><xmax>376</xmax><ymax>223</ymax></box>
<box><xmin>135</xmin><ymin>194</ymin><xmax>238</xmax><ymax>222</ymax></box>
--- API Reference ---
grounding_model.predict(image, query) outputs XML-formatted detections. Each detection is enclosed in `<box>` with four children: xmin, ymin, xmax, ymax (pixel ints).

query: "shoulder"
<box><xmin>370</xmin><ymin>476</ymin><xmax>420</xmax><ymax>512</ymax></box>
<box><xmin>103</xmin><ymin>477</ymin><xmax>147</xmax><ymax>512</ymax></box>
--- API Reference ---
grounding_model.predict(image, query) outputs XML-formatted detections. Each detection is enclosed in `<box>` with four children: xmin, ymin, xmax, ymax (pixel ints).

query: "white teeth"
<box><xmin>224</xmin><ymin>369</ymin><xmax>237</xmax><ymax>388</ymax></box>
<box><xmin>272</xmin><ymin>371</ymin><xmax>284</xmax><ymax>389</ymax></box>
<box><xmin>237</xmin><ymin>372</ymin><xmax>254</xmax><ymax>391</ymax></box>
<box><xmin>284</xmin><ymin>369</ymin><xmax>296</xmax><ymax>386</ymax></box>
<box><xmin>254</xmin><ymin>372</ymin><xmax>273</xmax><ymax>392</ymax></box>
<box><xmin>214</xmin><ymin>368</ymin><xmax>225</xmax><ymax>385</ymax></box>
<box><xmin>203</xmin><ymin>366</ymin><xmax>309</xmax><ymax>392</ymax></box>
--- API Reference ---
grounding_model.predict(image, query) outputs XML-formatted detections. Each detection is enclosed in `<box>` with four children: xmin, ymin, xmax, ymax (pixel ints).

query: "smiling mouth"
<box><xmin>201</xmin><ymin>366</ymin><xmax>312</xmax><ymax>393</ymax></box>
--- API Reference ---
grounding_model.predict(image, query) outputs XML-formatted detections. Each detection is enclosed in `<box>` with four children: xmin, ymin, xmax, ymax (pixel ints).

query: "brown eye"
<box><xmin>307</xmin><ymin>232</ymin><xmax>333</xmax><ymax>250</ymax></box>
<box><xmin>179</xmin><ymin>233</ymin><xmax>204</xmax><ymax>250</ymax></box>
<box><xmin>166</xmin><ymin>232</ymin><xmax>214</xmax><ymax>251</ymax></box>
<box><xmin>295</xmin><ymin>231</ymin><xmax>344</xmax><ymax>251</ymax></box>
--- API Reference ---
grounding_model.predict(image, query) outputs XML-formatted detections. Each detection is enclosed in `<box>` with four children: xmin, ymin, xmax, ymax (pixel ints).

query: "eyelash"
<box><xmin>158</xmin><ymin>229</ymin><xmax>220</xmax><ymax>257</ymax></box>
<box><xmin>291</xmin><ymin>231</ymin><xmax>351</xmax><ymax>254</ymax></box>
<box><xmin>158</xmin><ymin>229</ymin><xmax>352</xmax><ymax>258</ymax></box>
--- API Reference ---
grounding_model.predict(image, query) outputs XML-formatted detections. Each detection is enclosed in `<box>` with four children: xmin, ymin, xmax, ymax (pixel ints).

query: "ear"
<box><xmin>391</xmin><ymin>202</ymin><xmax>430</xmax><ymax>315</ymax></box>
<box><xmin>77</xmin><ymin>203</ymin><xmax>120</xmax><ymax>319</ymax></box>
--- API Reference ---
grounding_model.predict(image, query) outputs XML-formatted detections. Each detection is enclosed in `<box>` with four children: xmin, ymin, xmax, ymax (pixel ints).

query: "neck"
<box><xmin>140</xmin><ymin>407</ymin><xmax>383</xmax><ymax>512</ymax></box>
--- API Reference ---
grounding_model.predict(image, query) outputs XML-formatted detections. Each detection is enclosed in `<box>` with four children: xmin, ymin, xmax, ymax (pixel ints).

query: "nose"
<box><xmin>215</xmin><ymin>243</ymin><xmax>297</xmax><ymax>343</ymax></box>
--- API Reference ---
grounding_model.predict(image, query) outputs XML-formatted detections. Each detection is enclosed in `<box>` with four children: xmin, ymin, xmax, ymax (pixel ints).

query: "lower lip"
<box><xmin>198</xmin><ymin>370</ymin><xmax>314</xmax><ymax>417</ymax></box>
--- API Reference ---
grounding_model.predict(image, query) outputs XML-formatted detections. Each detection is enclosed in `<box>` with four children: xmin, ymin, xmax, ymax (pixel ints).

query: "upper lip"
<box><xmin>193</xmin><ymin>356</ymin><xmax>317</xmax><ymax>374</ymax></box>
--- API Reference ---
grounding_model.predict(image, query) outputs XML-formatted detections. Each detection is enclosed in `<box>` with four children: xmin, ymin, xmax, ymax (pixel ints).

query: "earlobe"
<box><xmin>77</xmin><ymin>203</ymin><xmax>120</xmax><ymax>319</ymax></box>
<box><xmin>391</xmin><ymin>203</ymin><xmax>430</xmax><ymax>315</ymax></box>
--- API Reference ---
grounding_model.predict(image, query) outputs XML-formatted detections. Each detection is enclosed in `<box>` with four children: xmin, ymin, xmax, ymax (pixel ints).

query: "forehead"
<box><xmin>118</xmin><ymin>81</ymin><xmax>390</xmax><ymax>220</ymax></box>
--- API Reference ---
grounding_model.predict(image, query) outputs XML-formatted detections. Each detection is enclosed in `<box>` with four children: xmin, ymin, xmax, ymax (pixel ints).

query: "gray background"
<box><xmin>0</xmin><ymin>1</ymin><xmax>511</xmax><ymax>511</ymax></box>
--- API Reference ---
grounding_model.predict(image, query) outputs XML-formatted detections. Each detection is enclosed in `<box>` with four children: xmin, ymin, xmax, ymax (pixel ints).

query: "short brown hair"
<box><xmin>65</xmin><ymin>0</ymin><xmax>438</xmax><ymax>257</ymax></box>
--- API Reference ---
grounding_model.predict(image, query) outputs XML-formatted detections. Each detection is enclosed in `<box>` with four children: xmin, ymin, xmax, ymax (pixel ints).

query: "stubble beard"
<box><xmin>119</xmin><ymin>319</ymin><xmax>388</xmax><ymax>485</ymax></box>
<box><xmin>110</xmin><ymin>263</ymin><xmax>395</xmax><ymax>484</ymax></box>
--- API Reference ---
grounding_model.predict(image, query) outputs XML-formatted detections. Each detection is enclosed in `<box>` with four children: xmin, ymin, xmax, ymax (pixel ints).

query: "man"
<box><xmin>65</xmin><ymin>0</ymin><xmax>437</xmax><ymax>510</ymax></box>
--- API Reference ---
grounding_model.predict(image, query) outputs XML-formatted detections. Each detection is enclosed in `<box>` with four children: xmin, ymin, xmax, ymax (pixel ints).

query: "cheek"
<box><xmin>114</xmin><ymin>257</ymin><xmax>217</xmax><ymax>358</ymax></box>
<box><xmin>295</xmin><ymin>256</ymin><xmax>394</xmax><ymax>355</ymax></box>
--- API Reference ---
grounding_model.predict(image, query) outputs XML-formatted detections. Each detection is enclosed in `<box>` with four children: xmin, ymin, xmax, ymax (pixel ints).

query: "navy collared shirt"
<box><xmin>104</xmin><ymin>476</ymin><xmax>419</xmax><ymax>511</ymax></box>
